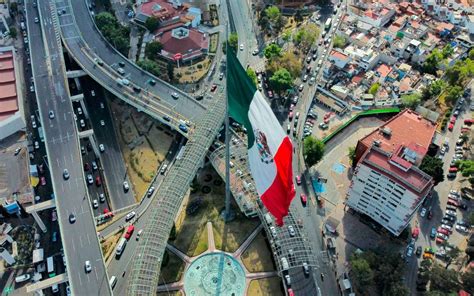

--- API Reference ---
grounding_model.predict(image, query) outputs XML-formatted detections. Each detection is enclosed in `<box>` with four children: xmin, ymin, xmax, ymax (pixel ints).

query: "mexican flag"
<box><xmin>227</xmin><ymin>50</ymin><xmax>295</xmax><ymax>226</ymax></box>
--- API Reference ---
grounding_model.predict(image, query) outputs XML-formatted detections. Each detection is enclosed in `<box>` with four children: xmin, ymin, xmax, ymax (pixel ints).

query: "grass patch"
<box><xmin>158</xmin><ymin>251</ymin><xmax>186</xmax><ymax>285</ymax></box>
<box><xmin>209</xmin><ymin>33</ymin><xmax>219</xmax><ymax>53</ymax></box>
<box><xmin>171</xmin><ymin>165</ymin><xmax>259</xmax><ymax>256</ymax></box>
<box><xmin>174</xmin><ymin>58</ymin><xmax>211</xmax><ymax>84</ymax></box>
<box><xmin>248</xmin><ymin>277</ymin><xmax>283</xmax><ymax>296</ymax></box>
<box><xmin>213</xmin><ymin>215</ymin><xmax>259</xmax><ymax>253</ymax></box>
<box><xmin>101</xmin><ymin>229</ymin><xmax>124</xmax><ymax>262</ymax></box>
<box><xmin>241</xmin><ymin>232</ymin><xmax>276</xmax><ymax>272</ymax></box>
<box><xmin>110</xmin><ymin>100</ymin><xmax>173</xmax><ymax>201</ymax></box>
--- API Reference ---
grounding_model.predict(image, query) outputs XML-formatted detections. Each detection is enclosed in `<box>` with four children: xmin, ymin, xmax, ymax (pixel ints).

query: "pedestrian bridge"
<box><xmin>26</xmin><ymin>273</ymin><xmax>68</xmax><ymax>293</ymax></box>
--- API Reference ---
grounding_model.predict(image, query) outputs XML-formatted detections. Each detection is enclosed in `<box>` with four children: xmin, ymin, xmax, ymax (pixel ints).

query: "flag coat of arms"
<box><xmin>227</xmin><ymin>50</ymin><xmax>295</xmax><ymax>226</ymax></box>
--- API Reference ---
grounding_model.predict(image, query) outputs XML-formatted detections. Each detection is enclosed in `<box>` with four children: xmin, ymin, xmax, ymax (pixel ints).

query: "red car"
<box><xmin>437</xmin><ymin>227</ymin><xmax>449</xmax><ymax>235</ymax></box>
<box><xmin>287</xmin><ymin>289</ymin><xmax>294</xmax><ymax>296</ymax></box>
<box><xmin>447</xmin><ymin>199</ymin><xmax>459</xmax><ymax>207</ymax></box>
<box><xmin>210</xmin><ymin>84</ymin><xmax>217</xmax><ymax>92</ymax></box>
<box><xmin>40</xmin><ymin>176</ymin><xmax>46</xmax><ymax>186</ymax></box>
<box><xmin>464</xmin><ymin>119</ymin><xmax>473</xmax><ymax>125</ymax></box>
<box><xmin>300</xmin><ymin>194</ymin><xmax>307</xmax><ymax>206</ymax></box>
<box><xmin>95</xmin><ymin>176</ymin><xmax>102</xmax><ymax>186</ymax></box>
<box><xmin>103</xmin><ymin>208</ymin><xmax>114</xmax><ymax>218</ymax></box>
<box><xmin>84</xmin><ymin>162</ymin><xmax>90</xmax><ymax>171</ymax></box>
<box><xmin>448</xmin><ymin>123</ymin><xmax>454</xmax><ymax>131</ymax></box>
<box><xmin>436</xmin><ymin>237</ymin><xmax>446</xmax><ymax>244</ymax></box>
<box><xmin>124</xmin><ymin>225</ymin><xmax>135</xmax><ymax>240</ymax></box>
<box><xmin>296</xmin><ymin>175</ymin><xmax>301</xmax><ymax>185</ymax></box>
<box><xmin>450</xmin><ymin>116</ymin><xmax>456</xmax><ymax>124</ymax></box>
<box><xmin>38</xmin><ymin>164</ymin><xmax>44</xmax><ymax>174</ymax></box>
<box><xmin>289</xmin><ymin>112</ymin><xmax>294</xmax><ymax>120</ymax></box>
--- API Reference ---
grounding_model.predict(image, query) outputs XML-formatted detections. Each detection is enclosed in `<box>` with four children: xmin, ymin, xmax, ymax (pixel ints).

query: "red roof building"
<box><xmin>347</xmin><ymin>109</ymin><xmax>436</xmax><ymax>236</ymax></box>
<box><xmin>156</xmin><ymin>26</ymin><xmax>208</xmax><ymax>63</ymax></box>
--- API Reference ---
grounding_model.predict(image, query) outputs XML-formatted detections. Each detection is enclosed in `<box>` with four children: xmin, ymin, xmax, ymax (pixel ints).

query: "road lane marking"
<box><xmin>87</xmin><ymin>232</ymin><xmax>91</xmax><ymax>245</ymax></box>
<box><xmin>79</xmin><ymin>235</ymin><xmax>83</xmax><ymax>248</ymax></box>
<box><xmin>94</xmin><ymin>267</ymin><xmax>99</xmax><ymax>282</ymax></box>
<box><xmin>78</xmin><ymin>272</ymin><xmax>83</xmax><ymax>286</ymax></box>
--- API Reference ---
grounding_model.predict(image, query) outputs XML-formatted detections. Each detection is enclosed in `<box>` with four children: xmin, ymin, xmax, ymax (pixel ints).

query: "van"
<box><xmin>281</xmin><ymin>257</ymin><xmax>289</xmax><ymax>271</ymax></box>
<box><xmin>116</xmin><ymin>237</ymin><xmax>127</xmax><ymax>256</ymax></box>
<box><xmin>109</xmin><ymin>276</ymin><xmax>117</xmax><ymax>289</ymax></box>
<box><xmin>15</xmin><ymin>274</ymin><xmax>31</xmax><ymax>283</ymax></box>
<box><xmin>264</xmin><ymin>213</ymin><xmax>273</xmax><ymax>225</ymax></box>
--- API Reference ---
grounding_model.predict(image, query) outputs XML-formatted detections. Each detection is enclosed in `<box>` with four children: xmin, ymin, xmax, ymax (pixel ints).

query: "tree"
<box><xmin>422</xmin><ymin>79</ymin><xmax>446</xmax><ymax>101</ymax></box>
<box><xmin>444</xmin><ymin>245</ymin><xmax>460</xmax><ymax>268</ymax></box>
<box><xmin>294</xmin><ymin>9</ymin><xmax>303</xmax><ymax>23</ymax></box>
<box><xmin>456</xmin><ymin>160</ymin><xmax>474</xmax><ymax>178</ymax></box>
<box><xmin>246</xmin><ymin>68</ymin><xmax>257</xmax><ymax>86</ymax></box>
<box><xmin>95</xmin><ymin>12</ymin><xmax>130</xmax><ymax>56</ymax></box>
<box><xmin>293</xmin><ymin>23</ymin><xmax>320</xmax><ymax>52</ymax></box>
<box><xmin>401</xmin><ymin>92</ymin><xmax>422</xmax><ymax>109</ymax></box>
<box><xmin>469</xmin><ymin>212</ymin><xmax>474</xmax><ymax>226</ymax></box>
<box><xmin>137</xmin><ymin>59</ymin><xmax>161</xmax><ymax>77</ymax></box>
<box><xmin>469</xmin><ymin>49</ymin><xmax>474</xmax><ymax>61</ymax></box>
<box><xmin>8</xmin><ymin>27</ymin><xmax>17</xmax><ymax>39</ymax></box>
<box><xmin>368</xmin><ymin>83</ymin><xmax>380</xmax><ymax>95</ymax></box>
<box><xmin>228</xmin><ymin>33</ymin><xmax>239</xmax><ymax>50</ymax></box>
<box><xmin>265</xmin><ymin>6</ymin><xmax>281</xmax><ymax>26</ymax></box>
<box><xmin>267</xmin><ymin>51</ymin><xmax>302</xmax><ymax>78</ymax></box>
<box><xmin>445</xmin><ymin>86</ymin><xmax>463</xmax><ymax>105</ymax></box>
<box><xmin>442</xmin><ymin>44</ymin><xmax>454</xmax><ymax>59</ymax></box>
<box><xmin>333</xmin><ymin>35</ymin><xmax>346</xmax><ymax>48</ymax></box>
<box><xmin>281</xmin><ymin>29</ymin><xmax>292</xmax><ymax>43</ymax></box>
<box><xmin>303</xmin><ymin>136</ymin><xmax>325</xmax><ymax>167</ymax></box>
<box><xmin>429</xmin><ymin>263</ymin><xmax>461</xmax><ymax>293</ymax></box>
<box><xmin>145</xmin><ymin>41</ymin><xmax>163</xmax><ymax>60</ymax></box>
<box><xmin>348</xmin><ymin>146</ymin><xmax>356</xmax><ymax>166</ymax></box>
<box><xmin>9</xmin><ymin>2</ymin><xmax>18</xmax><ymax>15</ymax></box>
<box><xmin>423</xmin><ymin>49</ymin><xmax>443</xmax><ymax>75</ymax></box>
<box><xmin>167</xmin><ymin>62</ymin><xmax>174</xmax><ymax>81</ymax></box>
<box><xmin>419</xmin><ymin>155</ymin><xmax>444</xmax><ymax>185</ymax></box>
<box><xmin>269</xmin><ymin>68</ymin><xmax>293</xmax><ymax>93</ymax></box>
<box><xmin>144</xmin><ymin>16</ymin><xmax>160</xmax><ymax>32</ymax></box>
<box><xmin>264</xmin><ymin>44</ymin><xmax>282</xmax><ymax>59</ymax></box>
<box><xmin>461</xmin><ymin>269</ymin><xmax>474</xmax><ymax>293</ymax></box>
<box><xmin>350</xmin><ymin>256</ymin><xmax>374</xmax><ymax>289</ymax></box>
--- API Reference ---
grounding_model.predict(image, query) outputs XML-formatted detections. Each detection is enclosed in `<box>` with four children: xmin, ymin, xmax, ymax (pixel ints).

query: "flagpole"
<box><xmin>223</xmin><ymin>21</ymin><xmax>234</xmax><ymax>222</ymax></box>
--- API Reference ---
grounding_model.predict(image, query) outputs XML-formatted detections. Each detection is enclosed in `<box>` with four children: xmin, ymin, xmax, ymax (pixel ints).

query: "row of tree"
<box><xmin>402</xmin><ymin>48</ymin><xmax>474</xmax><ymax>108</ymax></box>
<box><xmin>95</xmin><ymin>12</ymin><xmax>130</xmax><ymax>56</ymax></box>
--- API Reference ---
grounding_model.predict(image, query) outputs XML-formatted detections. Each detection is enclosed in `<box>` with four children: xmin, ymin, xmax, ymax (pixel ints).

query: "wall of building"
<box><xmin>347</xmin><ymin>163</ymin><xmax>426</xmax><ymax>236</ymax></box>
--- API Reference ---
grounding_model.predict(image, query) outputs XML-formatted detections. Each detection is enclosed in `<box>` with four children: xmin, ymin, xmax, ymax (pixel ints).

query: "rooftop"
<box><xmin>360</xmin><ymin>109</ymin><xmax>437</xmax><ymax>155</ymax></box>
<box><xmin>0</xmin><ymin>49</ymin><xmax>18</xmax><ymax>120</ymax></box>
<box><xmin>361</xmin><ymin>146</ymin><xmax>433</xmax><ymax>194</ymax></box>
<box><xmin>157</xmin><ymin>26</ymin><xmax>208</xmax><ymax>59</ymax></box>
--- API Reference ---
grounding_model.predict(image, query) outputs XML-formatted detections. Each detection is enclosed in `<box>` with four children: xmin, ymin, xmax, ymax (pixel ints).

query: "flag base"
<box><xmin>220</xmin><ymin>208</ymin><xmax>235</xmax><ymax>222</ymax></box>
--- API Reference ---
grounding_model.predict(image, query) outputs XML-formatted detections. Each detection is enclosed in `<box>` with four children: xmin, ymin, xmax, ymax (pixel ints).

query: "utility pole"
<box><xmin>222</xmin><ymin>21</ymin><xmax>234</xmax><ymax>222</ymax></box>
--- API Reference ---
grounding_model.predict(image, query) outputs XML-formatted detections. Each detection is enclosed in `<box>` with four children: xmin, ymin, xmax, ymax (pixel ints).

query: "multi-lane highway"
<box><xmin>55</xmin><ymin>0</ymin><xmax>206</xmax><ymax>131</ymax></box>
<box><xmin>27</xmin><ymin>0</ymin><xmax>110</xmax><ymax>295</ymax></box>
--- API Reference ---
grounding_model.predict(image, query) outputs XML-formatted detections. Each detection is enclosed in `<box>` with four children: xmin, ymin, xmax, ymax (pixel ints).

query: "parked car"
<box><xmin>300</xmin><ymin>194</ymin><xmax>307</xmax><ymax>206</ymax></box>
<box><xmin>420</xmin><ymin>208</ymin><xmax>427</xmax><ymax>217</ymax></box>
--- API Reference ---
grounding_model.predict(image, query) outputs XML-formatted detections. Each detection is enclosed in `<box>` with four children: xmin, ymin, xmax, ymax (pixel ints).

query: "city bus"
<box><xmin>47</xmin><ymin>256</ymin><xmax>55</xmax><ymax>277</ymax></box>
<box><xmin>325</xmin><ymin>18</ymin><xmax>332</xmax><ymax>30</ymax></box>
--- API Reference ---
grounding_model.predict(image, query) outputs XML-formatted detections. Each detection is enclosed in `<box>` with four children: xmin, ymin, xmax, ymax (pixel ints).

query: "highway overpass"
<box><xmin>28</xmin><ymin>0</ymin><xmax>111</xmax><ymax>295</ymax></box>
<box><xmin>56</xmin><ymin>0</ymin><xmax>207</xmax><ymax>136</ymax></box>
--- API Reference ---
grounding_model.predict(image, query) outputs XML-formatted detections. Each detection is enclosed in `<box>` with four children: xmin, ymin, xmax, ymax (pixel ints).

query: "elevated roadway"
<box><xmin>28</xmin><ymin>0</ymin><xmax>110</xmax><ymax>295</ymax></box>
<box><xmin>55</xmin><ymin>0</ymin><xmax>206</xmax><ymax>134</ymax></box>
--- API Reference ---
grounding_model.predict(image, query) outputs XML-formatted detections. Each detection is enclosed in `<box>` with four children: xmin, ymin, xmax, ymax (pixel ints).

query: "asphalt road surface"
<box><xmin>81</xmin><ymin>79</ymin><xmax>135</xmax><ymax>210</ymax></box>
<box><xmin>27</xmin><ymin>0</ymin><xmax>110</xmax><ymax>295</ymax></box>
<box><xmin>56</xmin><ymin>0</ymin><xmax>206</xmax><ymax>127</ymax></box>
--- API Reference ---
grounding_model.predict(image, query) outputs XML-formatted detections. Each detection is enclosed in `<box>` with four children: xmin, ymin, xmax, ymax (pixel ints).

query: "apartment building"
<box><xmin>347</xmin><ymin>109</ymin><xmax>436</xmax><ymax>236</ymax></box>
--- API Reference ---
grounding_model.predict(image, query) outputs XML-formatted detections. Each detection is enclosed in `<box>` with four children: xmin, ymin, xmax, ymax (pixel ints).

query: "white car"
<box><xmin>239</xmin><ymin>44</ymin><xmax>244</xmax><ymax>51</ymax></box>
<box><xmin>123</xmin><ymin>181</ymin><xmax>130</xmax><ymax>191</ymax></box>
<box><xmin>87</xmin><ymin>174</ymin><xmax>93</xmax><ymax>184</ymax></box>
<box><xmin>288</xmin><ymin>225</ymin><xmax>296</xmax><ymax>237</ymax></box>
<box><xmin>160</xmin><ymin>164</ymin><xmax>168</xmax><ymax>175</ymax></box>
<box><xmin>406</xmin><ymin>245</ymin><xmax>414</xmax><ymax>257</ymax></box>
<box><xmin>147</xmin><ymin>186</ymin><xmax>155</xmax><ymax>197</ymax></box>
<box><xmin>420</xmin><ymin>207</ymin><xmax>427</xmax><ymax>217</ymax></box>
<box><xmin>99</xmin><ymin>193</ymin><xmax>105</xmax><ymax>202</ymax></box>
<box><xmin>455</xmin><ymin>224</ymin><xmax>468</xmax><ymax>233</ymax></box>
<box><xmin>100</xmin><ymin>120</ymin><xmax>105</xmax><ymax>126</ymax></box>
<box><xmin>80</xmin><ymin>119</ymin><xmax>85</xmax><ymax>128</ymax></box>
<box><xmin>100</xmin><ymin>102</ymin><xmax>105</xmax><ymax>109</ymax></box>
<box><xmin>270</xmin><ymin>226</ymin><xmax>277</xmax><ymax>238</ymax></box>
<box><xmin>84</xmin><ymin>261</ymin><xmax>92</xmax><ymax>273</ymax></box>
<box><xmin>125</xmin><ymin>211</ymin><xmax>136</xmax><ymax>221</ymax></box>
<box><xmin>92</xmin><ymin>199</ymin><xmax>98</xmax><ymax>209</ymax></box>
<box><xmin>99</xmin><ymin>144</ymin><xmax>105</xmax><ymax>152</ymax></box>
<box><xmin>445</xmin><ymin>210</ymin><xmax>457</xmax><ymax>217</ymax></box>
<box><xmin>441</xmin><ymin>224</ymin><xmax>453</xmax><ymax>232</ymax></box>
<box><xmin>49</xmin><ymin>110</ymin><xmax>55</xmax><ymax>119</ymax></box>
<box><xmin>91</xmin><ymin>90</ymin><xmax>95</xmax><ymax>96</ymax></box>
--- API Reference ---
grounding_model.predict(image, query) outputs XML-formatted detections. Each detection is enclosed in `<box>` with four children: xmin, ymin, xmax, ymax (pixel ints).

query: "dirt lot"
<box><xmin>171</xmin><ymin>165</ymin><xmax>259</xmax><ymax>256</ymax></box>
<box><xmin>241</xmin><ymin>232</ymin><xmax>276</xmax><ymax>273</ymax></box>
<box><xmin>110</xmin><ymin>100</ymin><xmax>173</xmax><ymax>201</ymax></box>
<box><xmin>247</xmin><ymin>277</ymin><xmax>283</xmax><ymax>296</ymax></box>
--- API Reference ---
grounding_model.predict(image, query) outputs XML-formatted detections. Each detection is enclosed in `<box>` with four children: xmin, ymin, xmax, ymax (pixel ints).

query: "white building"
<box><xmin>347</xmin><ymin>110</ymin><xmax>436</xmax><ymax>236</ymax></box>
